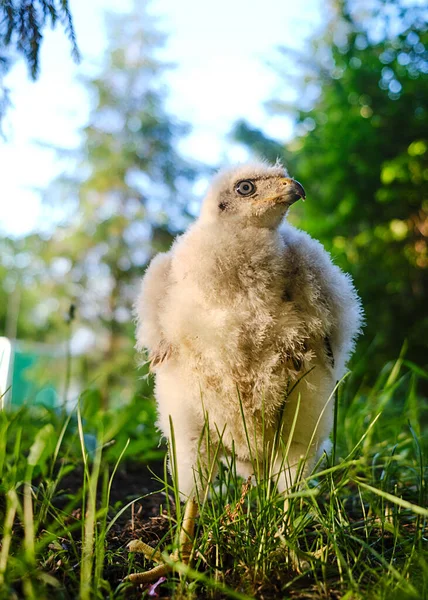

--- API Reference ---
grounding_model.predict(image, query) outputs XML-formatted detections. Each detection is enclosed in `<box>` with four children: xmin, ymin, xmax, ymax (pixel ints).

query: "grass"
<box><xmin>0</xmin><ymin>356</ymin><xmax>427</xmax><ymax>599</ymax></box>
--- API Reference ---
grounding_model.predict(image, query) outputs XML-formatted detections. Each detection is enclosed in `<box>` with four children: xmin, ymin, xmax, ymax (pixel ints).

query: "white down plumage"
<box><xmin>135</xmin><ymin>161</ymin><xmax>363</xmax><ymax>499</ymax></box>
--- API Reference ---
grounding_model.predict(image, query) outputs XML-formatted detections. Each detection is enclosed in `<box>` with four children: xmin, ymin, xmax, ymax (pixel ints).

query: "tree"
<box><xmin>0</xmin><ymin>235</ymin><xmax>68</xmax><ymax>342</ymax></box>
<box><xmin>0</xmin><ymin>0</ymin><xmax>79</xmax><ymax>124</ymax></box>
<box><xmin>37</xmin><ymin>2</ymin><xmax>197</xmax><ymax>407</ymax></box>
<box><xmin>234</xmin><ymin>0</ymin><xmax>428</xmax><ymax>376</ymax></box>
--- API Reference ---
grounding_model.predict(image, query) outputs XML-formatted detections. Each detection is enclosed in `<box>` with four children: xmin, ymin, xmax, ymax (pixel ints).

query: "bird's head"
<box><xmin>199</xmin><ymin>161</ymin><xmax>305</xmax><ymax>228</ymax></box>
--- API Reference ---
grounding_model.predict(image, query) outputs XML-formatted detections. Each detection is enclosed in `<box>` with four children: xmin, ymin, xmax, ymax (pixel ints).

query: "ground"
<box><xmin>54</xmin><ymin>462</ymin><xmax>343</xmax><ymax>599</ymax></box>
<box><xmin>1</xmin><ymin>362</ymin><xmax>427</xmax><ymax>599</ymax></box>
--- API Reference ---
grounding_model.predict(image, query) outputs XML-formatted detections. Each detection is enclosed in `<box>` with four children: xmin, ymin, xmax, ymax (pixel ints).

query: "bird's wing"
<box><xmin>135</xmin><ymin>251</ymin><xmax>172</xmax><ymax>370</ymax></box>
<box><xmin>281</xmin><ymin>225</ymin><xmax>363</xmax><ymax>375</ymax></box>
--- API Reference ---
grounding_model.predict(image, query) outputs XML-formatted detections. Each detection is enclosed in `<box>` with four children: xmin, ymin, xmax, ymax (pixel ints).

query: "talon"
<box><xmin>125</xmin><ymin>563</ymin><xmax>171</xmax><ymax>584</ymax></box>
<box><xmin>128</xmin><ymin>539</ymin><xmax>163</xmax><ymax>563</ymax></box>
<box><xmin>126</xmin><ymin>498</ymin><xmax>198</xmax><ymax>585</ymax></box>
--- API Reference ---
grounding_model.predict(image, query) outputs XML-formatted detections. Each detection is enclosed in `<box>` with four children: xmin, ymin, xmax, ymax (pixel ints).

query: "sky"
<box><xmin>0</xmin><ymin>0</ymin><xmax>323</xmax><ymax>236</ymax></box>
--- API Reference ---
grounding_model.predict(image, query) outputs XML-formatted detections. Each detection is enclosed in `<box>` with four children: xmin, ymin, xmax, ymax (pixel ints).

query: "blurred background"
<box><xmin>0</xmin><ymin>0</ymin><xmax>427</xmax><ymax>411</ymax></box>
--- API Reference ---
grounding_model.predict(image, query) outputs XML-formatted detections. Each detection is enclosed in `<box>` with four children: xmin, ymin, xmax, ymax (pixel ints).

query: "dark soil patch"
<box><xmin>46</xmin><ymin>460</ymin><xmax>177</xmax><ymax>598</ymax></box>
<box><xmin>105</xmin><ymin>461</ymin><xmax>176</xmax><ymax>589</ymax></box>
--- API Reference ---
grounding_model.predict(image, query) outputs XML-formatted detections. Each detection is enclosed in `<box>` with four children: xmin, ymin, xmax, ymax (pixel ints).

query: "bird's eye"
<box><xmin>236</xmin><ymin>180</ymin><xmax>256</xmax><ymax>196</ymax></box>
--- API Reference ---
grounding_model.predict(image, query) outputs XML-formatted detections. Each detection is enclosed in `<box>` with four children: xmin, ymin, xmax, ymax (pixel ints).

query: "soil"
<box><xmin>106</xmin><ymin>460</ymin><xmax>176</xmax><ymax>577</ymax></box>
<box><xmin>58</xmin><ymin>461</ymin><xmax>180</xmax><ymax>598</ymax></box>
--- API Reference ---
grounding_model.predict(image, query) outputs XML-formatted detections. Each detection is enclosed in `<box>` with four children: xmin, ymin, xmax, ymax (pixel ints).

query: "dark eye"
<box><xmin>236</xmin><ymin>180</ymin><xmax>256</xmax><ymax>196</ymax></box>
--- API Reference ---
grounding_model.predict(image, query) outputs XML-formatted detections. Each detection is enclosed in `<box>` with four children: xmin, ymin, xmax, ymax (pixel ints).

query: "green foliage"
<box><xmin>0</xmin><ymin>235</ymin><xmax>66</xmax><ymax>341</ymax></box>
<box><xmin>234</xmin><ymin>0</ymin><xmax>428</xmax><ymax>376</ymax></box>
<box><xmin>0</xmin><ymin>387</ymin><xmax>161</xmax><ymax>598</ymax></box>
<box><xmin>0</xmin><ymin>362</ymin><xmax>427</xmax><ymax>598</ymax></box>
<box><xmin>27</xmin><ymin>424</ymin><xmax>56</xmax><ymax>470</ymax></box>
<box><xmin>79</xmin><ymin>383</ymin><xmax>162</xmax><ymax>464</ymax></box>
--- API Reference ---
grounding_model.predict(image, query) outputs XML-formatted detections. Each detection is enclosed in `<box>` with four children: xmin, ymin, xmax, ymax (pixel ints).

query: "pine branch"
<box><xmin>0</xmin><ymin>0</ymin><xmax>80</xmax><ymax>80</ymax></box>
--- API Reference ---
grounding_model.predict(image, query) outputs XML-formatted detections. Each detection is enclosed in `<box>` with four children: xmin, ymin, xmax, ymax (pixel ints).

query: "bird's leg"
<box><xmin>126</xmin><ymin>412</ymin><xmax>216</xmax><ymax>585</ymax></box>
<box><xmin>126</xmin><ymin>497</ymin><xmax>198</xmax><ymax>585</ymax></box>
<box><xmin>275</xmin><ymin>442</ymin><xmax>311</xmax><ymax>496</ymax></box>
<box><xmin>172</xmin><ymin>495</ymin><xmax>198</xmax><ymax>562</ymax></box>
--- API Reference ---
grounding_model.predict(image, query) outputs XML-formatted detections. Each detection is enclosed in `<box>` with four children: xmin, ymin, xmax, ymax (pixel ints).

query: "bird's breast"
<box><xmin>160</xmin><ymin>231</ymin><xmax>311</xmax><ymax>417</ymax></box>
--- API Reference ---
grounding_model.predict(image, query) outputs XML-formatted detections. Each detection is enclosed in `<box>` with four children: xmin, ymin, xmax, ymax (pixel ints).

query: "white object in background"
<box><xmin>0</xmin><ymin>337</ymin><xmax>13</xmax><ymax>409</ymax></box>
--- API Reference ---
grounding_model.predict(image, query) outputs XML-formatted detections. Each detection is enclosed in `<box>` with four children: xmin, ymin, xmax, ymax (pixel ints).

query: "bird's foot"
<box><xmin>126</xmin><ymin>540</ymin><xmax>193</xmax><ymax>584</ymax></box>
<box><xmin>126</xmin><ymin>539</ymin><xmax>172</xmax><ymax>584</ymax></box>
<box><xmin>125</xmin><ymin>498</ymin><xmax>198</xmax><ymax>585</ymax></box>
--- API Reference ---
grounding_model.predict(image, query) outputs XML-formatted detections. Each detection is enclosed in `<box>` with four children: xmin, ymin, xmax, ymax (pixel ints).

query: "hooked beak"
<box><xmin>254</xmin><ymin>177</ymin><xmax>307</xmax><ymax>209</ymax></box>
<box><xmin>280</xmin><ymin>177</ymin><xmax>306</xmax><ymax>204</ymax></box>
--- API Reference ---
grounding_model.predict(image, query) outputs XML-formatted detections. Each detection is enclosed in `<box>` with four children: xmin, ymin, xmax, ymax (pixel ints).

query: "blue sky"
<box><xmin>0</xmin><ymin>0</ymin><xmax>323</xmax><ymax>235</ymax></box>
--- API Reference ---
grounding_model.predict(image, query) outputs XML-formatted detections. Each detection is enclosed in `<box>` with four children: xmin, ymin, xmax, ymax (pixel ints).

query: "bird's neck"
<box><xmin>198</xmin><ymin>219</ymin><xmax>283</xmax><ymax>250</ymax></box>
<box><xmin>176</xmin><ymin>220</ymin><xmax>286</xmax><ymax>288</ymax></box>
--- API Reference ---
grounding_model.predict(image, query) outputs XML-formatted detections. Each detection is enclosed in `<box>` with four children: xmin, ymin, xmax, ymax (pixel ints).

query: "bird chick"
<box><xmin>130</xmin><ymin>160</ymin><xmax>363</xmax><ymax>583</ymax></box>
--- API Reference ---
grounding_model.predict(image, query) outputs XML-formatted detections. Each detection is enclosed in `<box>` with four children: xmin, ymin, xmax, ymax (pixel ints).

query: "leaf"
<box><xmin>27</xmin><ymin>424</ymin><xmax>56</xmax><ymax>468</ymax></box>
<box><xmin>355</xmin><ymin>479</ymin><xmax>428</xmax><ymax>517</ymax></box>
